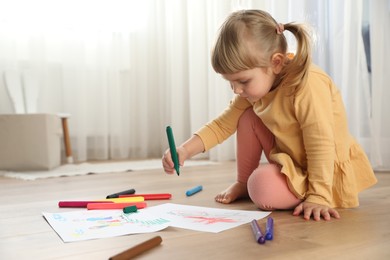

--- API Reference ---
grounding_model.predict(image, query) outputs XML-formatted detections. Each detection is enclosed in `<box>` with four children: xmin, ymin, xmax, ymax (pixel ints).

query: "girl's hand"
<box><xmin>162</xmin><ymin>146</ymin><xmax>189</xmax><ymax>174</ymax></box>
<box><xmin>292</xmin><ymin>201</ymin><xmax>340</xmax><ymax>221</ymax></box>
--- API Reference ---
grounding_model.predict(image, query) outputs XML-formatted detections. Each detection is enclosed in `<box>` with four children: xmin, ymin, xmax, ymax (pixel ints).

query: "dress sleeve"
<box><xmin>195</xmin><ymin>95</ymin><xmax>251</xmax><ymax>151</ymax></box>
<box><xmin>293</xmin><ymin>75</ymin><xmax>336</xmax><ymax>206</ymax></box>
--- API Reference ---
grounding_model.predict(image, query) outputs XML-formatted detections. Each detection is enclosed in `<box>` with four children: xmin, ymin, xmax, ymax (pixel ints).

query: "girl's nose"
<box><xmin>231</xmin><ymin>84</ymin><xmax>243</xmax><ymax>94</ymax></box>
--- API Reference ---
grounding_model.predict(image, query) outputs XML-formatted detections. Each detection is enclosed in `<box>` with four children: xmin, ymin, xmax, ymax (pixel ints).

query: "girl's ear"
<box><xmin>271</xmin><ymin>53</ymin><xmax>284</xmax><ymax>74</ymax></box>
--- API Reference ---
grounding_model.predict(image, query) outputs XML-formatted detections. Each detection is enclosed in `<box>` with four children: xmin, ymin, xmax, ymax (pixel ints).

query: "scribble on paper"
<box><xmin>42</xmin><ymin>210</ymin><xmax>170</xmax><ymax>242</ymax></box>
<box><xmin>166</xmin><ymin>210</ymin><xmax>237</xmax><ymax>224</ymax></box>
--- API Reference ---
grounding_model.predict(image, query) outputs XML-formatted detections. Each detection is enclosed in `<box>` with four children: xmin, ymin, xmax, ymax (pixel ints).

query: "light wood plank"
<box><xmin>0</xmin><ymin>161</ymin><xmax>389</xmax><ymax>259</ymax></box>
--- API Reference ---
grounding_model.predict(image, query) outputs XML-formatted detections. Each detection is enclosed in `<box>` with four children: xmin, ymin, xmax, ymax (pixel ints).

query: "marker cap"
<box><xmin>123</xmin><ymin>205</ymin><xmax>138</xmax><ymax>214</ymax></box>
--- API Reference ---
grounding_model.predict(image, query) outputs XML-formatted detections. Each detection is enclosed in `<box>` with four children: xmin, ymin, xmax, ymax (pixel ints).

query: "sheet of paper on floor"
<box><xmin>42</xmin><ymin>209</ymin><xmax>170</xmax><ymax>242</ymax></box>
<box><xmin>43</xmin><ymin>203</ymin><xmax>270</xmax><ymax>242</ymax></box>
<box><xmin>143</xmin><ymin>203</ymin><xmax>271</xmax><ymax>233</ymax></box>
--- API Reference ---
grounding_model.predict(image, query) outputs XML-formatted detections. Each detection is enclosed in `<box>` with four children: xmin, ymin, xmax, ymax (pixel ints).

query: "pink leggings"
<box><xmin>236</xmin><ymin>108</ymin><xmax>302</xmax><ymax>210</ymax></box>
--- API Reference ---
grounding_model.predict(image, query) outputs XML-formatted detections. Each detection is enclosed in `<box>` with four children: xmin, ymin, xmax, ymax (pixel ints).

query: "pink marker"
<box><xmin>58</xmin><ymin>201</ymin><xmax>113</xmax><ymax>208</ymax></box>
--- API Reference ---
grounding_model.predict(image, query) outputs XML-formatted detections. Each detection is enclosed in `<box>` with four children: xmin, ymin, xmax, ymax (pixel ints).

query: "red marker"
<box><xmin>119</xmin><ymin>193</ymin><xmax>172</xmax><ymax>200</ymax></box>
<box><xmin>87</xmin><ymin>202</ymin><xmax>147</xmax><ymax>210</ymax></box>
<box><xmin>58</xmin><ymin>201</ymin><xmax>113</xmax><ymax>208</ymax></box>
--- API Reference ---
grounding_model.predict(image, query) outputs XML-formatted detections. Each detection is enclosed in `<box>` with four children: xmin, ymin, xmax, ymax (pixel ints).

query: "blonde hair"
<box><xmin>211</xmin><ymin>9</ymin><xmax>312</xmax><ymax>92</ymax></box>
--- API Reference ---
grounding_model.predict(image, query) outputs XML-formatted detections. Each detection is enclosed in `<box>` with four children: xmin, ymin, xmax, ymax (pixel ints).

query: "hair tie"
<box><xmin>276</xmin><ymin>23</ymin><xmax>285</xmax><ymax>34</ymax></box>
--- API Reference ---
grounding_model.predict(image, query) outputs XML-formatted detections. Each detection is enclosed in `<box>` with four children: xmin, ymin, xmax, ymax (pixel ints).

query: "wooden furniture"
<box><xmin>58</xmin><ymin>113</ymin><xmax>73</xmax><ymax>164</ymax></box>
<box><xmin>4</xmin><ymin>70</ymin><xmax>73</xmax><ymax>166</ymax></box>
<box><xmin>0</xmin><ymin>161</ymin><xmax>389</xmax><ymax>259</ymax></box>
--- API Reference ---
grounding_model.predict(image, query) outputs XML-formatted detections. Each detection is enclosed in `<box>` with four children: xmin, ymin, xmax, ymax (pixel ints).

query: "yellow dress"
<box><xmin>196</xmin><ymin>65</ymin><xmax>377</xmax><ymax>208</ymax></box>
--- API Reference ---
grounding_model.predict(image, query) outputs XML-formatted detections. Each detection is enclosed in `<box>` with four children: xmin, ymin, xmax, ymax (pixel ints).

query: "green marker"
<box><xmin>166</xmin><ymin>126</ymin><xmax>180</xmax><ymax>176</ymax></box>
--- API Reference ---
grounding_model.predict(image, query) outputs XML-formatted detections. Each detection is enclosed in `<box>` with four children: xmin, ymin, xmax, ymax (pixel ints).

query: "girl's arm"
<box><xmin>196</xmin><ymin>95</ymin><xmax>251</xmax><ymax>151</ymax></box>
<box><xmin>162</xmin><ymin>95</ymin><xmax>251</xmax><ymax>174</ymax></box>
<box><xmin>293</xmin><ymin>70</ymin><xmax>341</xmax><ymax>220</ymax></box>
<box><xmin>294</xmin><ymin>77</ymin><xmax>336</xmax><ymax>207</ymax></box>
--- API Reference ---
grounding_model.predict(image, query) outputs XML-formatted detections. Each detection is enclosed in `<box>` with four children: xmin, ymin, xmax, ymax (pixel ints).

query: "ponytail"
<box><xmin>279</xmin><ymin>23</ymin><xmax>312</xmax><ymax>94</ymax></box>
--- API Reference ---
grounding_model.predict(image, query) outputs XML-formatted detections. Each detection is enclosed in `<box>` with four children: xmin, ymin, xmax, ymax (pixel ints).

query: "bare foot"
<box><xmin>215</xmin><ymin>182</ymin><xmax>249</xmax><ymax>204</ymax></box>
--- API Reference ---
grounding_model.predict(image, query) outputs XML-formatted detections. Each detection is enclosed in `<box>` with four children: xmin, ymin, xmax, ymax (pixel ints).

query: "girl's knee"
<box><xmin>247</xmin><ymin>164</ymin><xmax>280</xmax><ymax>209</ymax></box>
<box><xmin>247</xmin><ymin>164</ymin><xmax>300</xmax><ymax>210</ymax></box>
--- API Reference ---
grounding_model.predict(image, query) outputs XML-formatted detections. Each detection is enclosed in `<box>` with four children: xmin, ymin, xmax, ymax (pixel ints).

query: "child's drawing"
<box><xmin>43</xmin><ymin>203</ymin><xmax>270</xmax><ymax>242</ymax></box>
<box><xmin>143</xmin><ymin>203</ymin><xmax>271</xmax><ymax>233</ymax></box>
<box><xmin>42</xmin><ymin>210</ymin><xmax>170</xmax><ymax>242</ymax></box>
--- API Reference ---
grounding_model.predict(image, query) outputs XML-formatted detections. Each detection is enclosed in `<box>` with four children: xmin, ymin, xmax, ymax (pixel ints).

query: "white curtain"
<box><xmin>0</xmin><ymin>0</ymin><xmax>388</xmax><ymax>170</ymax></box>
<box><xmin>369</xmin><ymin>0</ymin><xmax>390</xmax><ymax>170</ymax></box>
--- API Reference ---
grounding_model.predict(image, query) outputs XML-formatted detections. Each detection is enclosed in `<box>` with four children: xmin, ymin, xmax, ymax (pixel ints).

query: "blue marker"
<box><xmin>186</xmin><ymin>185</ymin><xmax>203</xmax><ymax>196</ymax></box>
<box><xmin>265</xmin><ymin>217</ymin><xmax>274</xmax><ymax>240</ymax></box>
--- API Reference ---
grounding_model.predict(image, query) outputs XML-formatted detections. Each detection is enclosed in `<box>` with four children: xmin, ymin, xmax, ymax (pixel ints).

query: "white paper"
<box><xmin>42</xmin><ymin>210</ymin><xmax>170</xmax><ymax>242</ymax></box>
<box><xmin>143</xmin><ymin>203</ymin><xmax>271</xmax><ymax>233</ymax></box>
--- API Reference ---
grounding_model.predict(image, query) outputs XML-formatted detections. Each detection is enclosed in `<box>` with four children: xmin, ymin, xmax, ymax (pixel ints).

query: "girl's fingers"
<box><xmin>321</xmin><ymin>210</ymin><xmax>331</xmax><ymax>221</ymax></box>
<box><xmin>329</xmin><ymin>208</ymin><xmax>341</xmax><ymax>219</ymax></box>
<box><xmin>293</xmin><ymin>202</ymin><xmax>341</xmax><ymax>221</ymax></box>
<box><xmin>312</xmin><ymin>209</ymin><xmax>322</xmax><ymax>221</ymax></box>
<box><xmin>303</xmin><ymin>208</ymin><xmax>313</xmax><ymax>220</ymax></box>
<box><xmin>162</xmin><ymin>151</ymin><xmax>175</xmax><ymax>174</ymax></box>
<box><xmin>292</xmin><ymin>203</ymin><xmax>303</xmax><ymax>216</ymax></box>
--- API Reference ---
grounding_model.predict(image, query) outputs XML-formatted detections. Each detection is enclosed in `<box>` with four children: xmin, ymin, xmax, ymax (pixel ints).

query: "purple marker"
<box><xmin>250</xmin><ymin>219</ymin><xmax>265</xmax><ymax>244</ymax></box>
<box><xmin>265</xmin><ymin>217</ymin><xmax>274</xmax><ymax>240</ymax></box>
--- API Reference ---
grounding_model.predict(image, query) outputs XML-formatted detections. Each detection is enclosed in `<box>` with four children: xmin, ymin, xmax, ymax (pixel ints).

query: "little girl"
<box><xmin>162</xmin><ymin>10</ymin><xmax>377</xmax><ymax>221</ymax></box>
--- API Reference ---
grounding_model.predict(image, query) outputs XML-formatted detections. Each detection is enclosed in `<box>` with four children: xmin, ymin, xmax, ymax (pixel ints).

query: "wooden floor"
<box><xmin>0</xmin><ymin>161</ymin><xmax>389</xmax><ymax>260</ymax></box>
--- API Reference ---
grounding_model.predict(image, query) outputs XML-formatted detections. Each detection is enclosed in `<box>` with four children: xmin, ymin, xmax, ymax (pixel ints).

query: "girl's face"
<box><xmin>222</xmin><ymin>67</ymin><xmax>276</xmax><ymax>103</ymax></box>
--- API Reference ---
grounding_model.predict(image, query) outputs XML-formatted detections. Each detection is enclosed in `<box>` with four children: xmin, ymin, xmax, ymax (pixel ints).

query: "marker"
<box><xmin>58</xmin><ymin>197</ymin><xmax>143</xmax><ymax>207</ymax></box>
<box><xmin>166</xmin><ymin>126</ymin><xmax>180</xmax><ymax>176</ymax></box>
<box><xmin>186</xmin><ymin>185</ymin><xmax>203</xmax><ymax>196</ymax></box>
<box><xmin>58</xmin><ymin>201</ymin><xmax>113</xmax><ymax>208</ymax></box>
<box><xmin>251</xmin><ymin>219</ymin><xmax>265</xmax><ymax>244</ymax></box>
<box><xmin>104</xmin><ymin>197</ymin><xmax>144</xmax><ymax>203</ymax></box>
<box><xmin>123</xmin><ymin>205</ymin><xmax>138</xmax><ymax>214</ymax></box>
<box><xmin>265</xmin><ymin>217</ymin><xmax>274</xmax><ymax>240</ymax></box>
<box><xmin>87</xmin><ymin>202</ymin><xmax>147</xmax><ymax>210</ymax></box>
<box><xmin>109</xmin><ymin>236</ymin><xmax>162</xmax><ymax>260</ymax></box>
<box><xmin>119</xmin><ymin>193</ymin><xmax>172</xmax><ymax>200</ymax></box>
<box><xmin>106</xmin><ymin>189</ymin><xmax>136</xmax><ymax>199</ymax></box>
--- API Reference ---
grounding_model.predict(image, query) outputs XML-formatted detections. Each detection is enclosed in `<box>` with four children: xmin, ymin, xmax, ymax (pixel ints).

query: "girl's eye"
<box><xmin>239</xmin><ymin>80</ymin><xmax>249</xmax><ymax>85</ymax></box>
